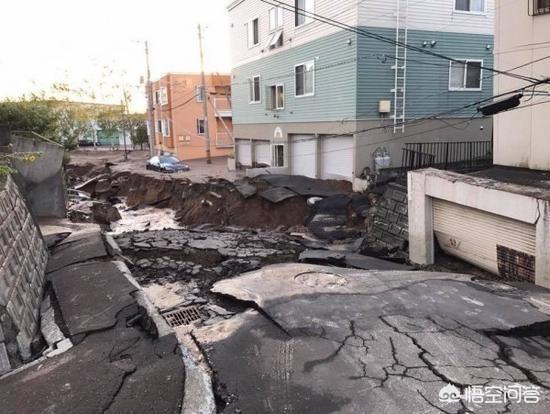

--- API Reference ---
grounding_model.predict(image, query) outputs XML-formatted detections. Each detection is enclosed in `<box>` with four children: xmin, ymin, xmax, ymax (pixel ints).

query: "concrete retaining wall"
<box><xmin>11</xmin><ymin>133</ymin><xmax>66</xmax><ymax>218</ymax></box>
<box><xmin>0</xmin><ymin>175</ymin><xmax>48</xmax><ymax>373</ymax></box>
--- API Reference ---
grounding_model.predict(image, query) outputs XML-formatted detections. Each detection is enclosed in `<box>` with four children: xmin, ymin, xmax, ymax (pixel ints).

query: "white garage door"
<box><xmin>290</xmin><ymin>135</ymin><xmax>316</xmax><ymax>178</ymax></box>
<box><xmin>321</xmin><ymin>135</ymin><xmax>354</xmax><ymax>180</ymax></box>
<box><xmin>236</xmin><ymin>140</ymin><xmax>252</xmax><ymax>167</ymax></box>
<box><xmin>433</xmin><ymin>199</ymin><xmax>536</xmax><ymax>279</ymax></box>
<box><xmin>254</xmin><ymin>141</ymin><xmax>271</xmax><ymax>166</ymax></box>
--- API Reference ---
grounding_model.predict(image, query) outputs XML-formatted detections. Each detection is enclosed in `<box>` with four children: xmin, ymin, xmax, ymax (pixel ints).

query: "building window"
<box><xmin>154</xmin><ymin>90</ymin><xmax>161</xmax><ymax>105</ymax></box>
<box><xmin>268</xmin><ymin>84</ymin><xmax>285</xmax><ymax>110</ymax></box>
<box><xmin>531</xmin><ymin>0</ymin><xmax>550</xmax><ymax>15</ymax></box>
<box><xmin>295</xmin><ymin>61</ymin><xmax>315</xmax><ymax>97</ymax></box>
<box><xmin>160</xmin><ymin>88</ymin><xmax>168</xmax><ymax>105</ymax></box>
<box><xmin>449</xmin><ymin>60</ymin><xmax>482</xmax><ymax>91</ymax></box>
<box><xmin>196</xmin><ymin>85</ymin><xmax>205</xmax><ymax>102</ymax></box>
<box><xmin>156</xmin><ymin>120</ymin><xmax>162</xmax><ymax>133</ymax></box>
<box><xmin>455</xmin><ymin>0</ymin><xmax>485</xmax><ymax>13</ymax></box>
<box><xmin>269</xmin><ymin>7</ymin><xmax>284</xmax><ymax>31</ymax></box>
<box><xmin>266</xmin><ymin>29</ymin><xmax>284</xmax><ymax>50</ymax></box>
<box><xmin>161</xmin><ymin>119</ymin><xmax>170</xmax><ymax>137</ymax></box>
<box><xmin>249</xmin><ymin>76</ymin><xmax>261</xmax><ymax>103</ymax></box>
<box><xmin>273</xmin><ymin>144</ymin><xmax>285</xmax><ymax>167</ymax></box>
<box><xmin>247</xmin><ymin>17</ymin><xmax>259</xmax><ymax>48</ymax></box>
<box><xmin>295</xmin><ymin>0</ymin><xmax>314</xmax><ymax>27</ymax></box>
<box><xmin>197</xmin><ymin>119</ymin><xmax>205</xmax><ymax>135</ymax></box>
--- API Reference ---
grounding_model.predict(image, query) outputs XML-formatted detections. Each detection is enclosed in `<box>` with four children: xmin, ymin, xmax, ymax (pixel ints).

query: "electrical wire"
<box><xmin>260</xmin><ymin>0</ymin><xmax>540</xmax><ymax>83</ymax></box>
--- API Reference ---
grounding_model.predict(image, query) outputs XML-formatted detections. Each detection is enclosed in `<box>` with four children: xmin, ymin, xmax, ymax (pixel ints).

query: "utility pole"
<box><xmin>145</xmin><ymin>41</ymin><xmax>155</xmax><ymax>156</ymax></box>
<box><xmin>198</xmin><ymin>24</ymin><xmax>212</xmax><ymax>164</ymax></box>
<box><xmin>121</xmin><ymin>95</ymin><xmax>129</xmax><ymax>161</ymax></box>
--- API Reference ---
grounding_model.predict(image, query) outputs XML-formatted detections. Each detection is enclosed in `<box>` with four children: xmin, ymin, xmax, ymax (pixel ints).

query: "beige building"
<box><xmin>494</xmin><ymin>0</ymin><xmax>550</xmax><ymax>170</ymax></box>
<box><xmin>408</xmin><ymin>0</ymin><xmax>550</xmax><ymax>288</ymax></box>
<box><xmin>151</xmin><ymin>73</ymin><xmax>233</xmax><ymax>161</ymax></box>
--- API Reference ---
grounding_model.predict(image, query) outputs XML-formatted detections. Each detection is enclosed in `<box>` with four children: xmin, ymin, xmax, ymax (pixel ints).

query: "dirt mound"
<box><xmin>65</xmin><ymin>166</ymin><xmax>366</xmax><ymax>235</ymax></box>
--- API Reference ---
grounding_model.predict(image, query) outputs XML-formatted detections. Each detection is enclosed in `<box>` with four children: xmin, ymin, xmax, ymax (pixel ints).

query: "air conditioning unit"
<box><xmin>379</xmin><ymin>100</ymin><xmax>391</xmax><ymax>114</ymax></box>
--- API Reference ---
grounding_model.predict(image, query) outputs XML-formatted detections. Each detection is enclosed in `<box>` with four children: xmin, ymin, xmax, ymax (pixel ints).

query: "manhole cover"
<box><xmin>294</xmin><ymin>271</ymin><xmax>348</xmax><ymax>288</ymax></box>
<box><xmin>161</xmin><ymin>306</ymin><xmax>203</xmax><ymax>327</ymax></box>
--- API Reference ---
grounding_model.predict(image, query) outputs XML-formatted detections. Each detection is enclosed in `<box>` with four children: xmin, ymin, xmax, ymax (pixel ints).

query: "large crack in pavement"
<box><xmin>196</xmin><ymin>265</ymin><xmax>550</xmax><ymax>413</ymax></box>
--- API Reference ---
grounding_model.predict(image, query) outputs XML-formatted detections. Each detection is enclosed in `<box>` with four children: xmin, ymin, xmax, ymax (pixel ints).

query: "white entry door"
<box><xmin>290</xmin><ymin>135</ymin><xmax>316</xmax><ymax>178</ymax></box>
<box><xmin>236</xmin><ymin>140</ymin><xmax>252</xmax><ymax>167</ymax></box>
<box><xmin>320</xmin><ymin>135</ymin><xmax>354</xmax><ymax>180</ymax></box>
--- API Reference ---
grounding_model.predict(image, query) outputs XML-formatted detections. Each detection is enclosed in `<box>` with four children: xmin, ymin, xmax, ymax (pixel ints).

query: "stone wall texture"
<box><xmin>0</xmin><ymin>175</ymin><xmax>48</xmax><ymax>373</ymax></box>
<box><xmin>372</xmin><ymin>183</ymin><xmax>409</xmax><ymax>251</ymax></box>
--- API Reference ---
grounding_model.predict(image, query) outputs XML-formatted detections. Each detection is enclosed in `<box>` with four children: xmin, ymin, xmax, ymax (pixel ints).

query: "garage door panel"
<box><xmin>321</xmin><ymin>136</ymin><xmax>353</xmax><ymax>180</ymax></box>
<box><xmin>433</xmin><ymin>199</ymin><xmax>536</xmax><ymax>280</ymax></box>
<box><xmin>291</xmin><ymin>135</ymin><xmax>316</xmax><ymax>178</ymax></box>
<box><xmin>236</xmin><ymin>140</ymin><xmax>252</xmax><ymax>167</ymax></box>
<box><xmin>255</xmin><ymin>142</ymin><xmax>271</xmax><ymax>166</ymax></box>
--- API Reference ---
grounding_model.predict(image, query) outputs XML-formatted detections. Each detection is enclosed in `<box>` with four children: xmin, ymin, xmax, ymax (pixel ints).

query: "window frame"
<box><xmin>161</xmin><ymin>119</ymin><xmax>170</xmax><ymax>137</ymax></box>
<box><xmin>294</xmin><ymin>60</ymin><xmax>315</xmax><ymax>98</ymax></box>
<box><xmin>196</xmin><ymin>85</ymin><xmax>205</xmax><ymax>103</ymax></box>
<box><xmin>448</xmin><ymin>59</ymin><xmax>483</xmax><ymax>92</ymax></box>
<box><xmin>295</xmin><ymin>0</ymin><xmax>314</xmax><ymax>27</ymax></box>
<box><xmin>269</xmin><ymin>6</ymin><xmax>284</xmax><ymax>32</ymax></box>
<box><xmin>160</xmin><ymin>87</ymin><xmax>168</xmax><ymax>105</ymax></box>
<box><xmin>268</xmin><ymin>83</ymin><xmax>285</xmax><ymax>110</ymax></box>
<box><xmin>196</xmin><ymin>119</ymin><xmax>206</xmax><ymax>135</ymax></box>
<box><xmin>266</xmin><ymin>29</ymin><xmax>284</xmax><ymax>50</ymax></box>
<box><xmin>249</xmin><ymin>75</ymin><xmax>262</xmax><ymax>104</ymax></box>
<box><xmin>247</xmin><ymin>16</ymin><xmax>260</xmax><ymax>48</ymax></box>
<box><xmin>531</xmin><ymin>0</ymin><xmax>550</xmax><ymax>15</ymax></box>
<box><xmin>454</xmin><ymin>0</ymin><xmax>487</xmax><ymax>15</ymax></box>
<box><xmin>273</xmin><ymin>144</ymin><xmax>286</xmax><ymax>167</ymax></box>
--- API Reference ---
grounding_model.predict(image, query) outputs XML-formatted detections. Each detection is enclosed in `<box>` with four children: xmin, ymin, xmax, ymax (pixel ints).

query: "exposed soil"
<box><xmin>66</xmin><ymin>163</ymin><xmax>358</xmax><ymax>233</ymax></box>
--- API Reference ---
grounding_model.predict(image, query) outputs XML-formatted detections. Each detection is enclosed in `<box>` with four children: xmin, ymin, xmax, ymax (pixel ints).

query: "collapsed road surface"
<box><xmin>193</xmin><ymin>264</ymin><xmax>550</xmax><ymax>413</ymax></box>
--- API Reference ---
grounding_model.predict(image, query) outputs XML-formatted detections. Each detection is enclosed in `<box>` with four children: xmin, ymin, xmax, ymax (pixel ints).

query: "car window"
<box><xmin>160</xmin><ymin>156</ymin><xmax>180</xmax><ymax>164</ymax></box>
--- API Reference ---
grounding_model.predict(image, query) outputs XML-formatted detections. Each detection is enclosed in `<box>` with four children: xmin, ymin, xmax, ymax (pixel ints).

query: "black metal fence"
<box><xmin>529</xmin><ymin>0</ymin><xmax>550</xmax><ymax>15</ymax></box>
<box><xmin>401</xmin><ymin>140</ymin><xmax>492</xmax><ymax>175</ymax></box>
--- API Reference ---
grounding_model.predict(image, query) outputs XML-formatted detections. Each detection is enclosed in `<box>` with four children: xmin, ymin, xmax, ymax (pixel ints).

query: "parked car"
<box><xmin>146</xmin><ymin>155</ymin><xmax>190</xmax><ymax>173</ymax></box>
<box><xmin>78</xmin><ymin>139</ymin><xmax>101</xmax><ymax>147</ymax></box>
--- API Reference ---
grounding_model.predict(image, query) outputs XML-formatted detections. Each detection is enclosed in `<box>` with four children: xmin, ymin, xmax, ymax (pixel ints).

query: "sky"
<box><xmin>0</xmin><ymin>0</ymin><xmax>232</xmax><ymax>112</ymax></box>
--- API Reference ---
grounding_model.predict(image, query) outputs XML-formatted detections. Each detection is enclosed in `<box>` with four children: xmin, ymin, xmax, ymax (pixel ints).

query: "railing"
<box><xmin>529</xmin><ymin>0</ymin><xmax>550</xmax><ymax>15</ymax></box>
<box><xmin>213</xmin><ymin>97</ymin><xmax>232</xmax><ymax>112</ymax></box>
<box><xmin>401</xmin><ymin>140</ymin><xmax>492</xmax><ymax>175</ymax></box>
<box><xmin>216</xmin><ymin>132</ymin><xmax>234</xmax><ymax>148</ymax></box>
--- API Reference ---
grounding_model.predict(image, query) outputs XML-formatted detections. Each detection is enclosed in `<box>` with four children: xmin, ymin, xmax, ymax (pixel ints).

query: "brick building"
<box><xmin>151</xmin><ymin>73</ymin><xmax>233</xmax><ymax>160</ymax></box>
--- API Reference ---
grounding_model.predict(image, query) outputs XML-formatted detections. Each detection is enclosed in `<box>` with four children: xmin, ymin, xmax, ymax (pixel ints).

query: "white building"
<box><xmin>408</xmin><ymin>0</ymin><xmax>550</xmax><ymax>287</ymax></box>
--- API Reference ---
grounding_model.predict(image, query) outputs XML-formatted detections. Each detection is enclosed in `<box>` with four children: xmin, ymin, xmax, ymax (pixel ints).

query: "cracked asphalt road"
<box><xmin>195</xmin><ymin>264</ymin><xmax>550</xmax><ymax>413</ymax></box>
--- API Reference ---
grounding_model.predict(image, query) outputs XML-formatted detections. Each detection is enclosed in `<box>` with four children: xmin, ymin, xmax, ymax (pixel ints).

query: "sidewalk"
<box><xmin>0</xmin><ymin>228</ymin><xmax>185</xmax><ymax>413</ymax></box>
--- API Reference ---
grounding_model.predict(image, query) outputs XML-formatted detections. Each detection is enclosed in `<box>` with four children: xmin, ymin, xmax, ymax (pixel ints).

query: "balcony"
<box><xmin>213</xmin><ymin>97</ymin><xmax>232</xmax><ymax>118</ymax></box>
<box><xmin>216</xmin><ymin>132</ymin><xmax>234</xmax><ymax>148</ymax></box>
<box><xmin>530</xmin><ymin>0</ymin><xmax>550</xmax><ymax>15</ymax></box>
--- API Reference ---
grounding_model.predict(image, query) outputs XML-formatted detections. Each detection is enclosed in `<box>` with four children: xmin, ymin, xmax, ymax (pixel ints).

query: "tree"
<box><xmin>54</xmin><ymin>106</ymin><xmax>93</xmax><ymax>150</ymax></box>
<box><xmin>0</xmin><ymin>99</ymin><xmax>59</xmax><ymax>137</ymax></box>
<box><xmin>133</xmin><ymin>123</ymin><xmax>148</xmax><ymax>150</ymax></box>
<box><xmin>122</xmin><ymin>113</ymin><xmax>147</xmax><ymax>150</ymax></box>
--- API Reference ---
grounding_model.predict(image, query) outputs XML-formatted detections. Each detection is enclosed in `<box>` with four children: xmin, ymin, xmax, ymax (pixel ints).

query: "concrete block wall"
<box><xmin>372</xmin><ymin>183</ymin><xmax>409</xmax><ymax>250</ymax></box>
<box><xmin>0</xmin><ymin>175</ymin><xmax>48</xmax><ymax>372</ymax></box>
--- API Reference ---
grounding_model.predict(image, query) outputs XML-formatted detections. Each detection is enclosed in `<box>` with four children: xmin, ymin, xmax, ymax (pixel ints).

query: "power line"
<box><xmin>260</xmin><ymin>0</ymin><xmax>540</xmax><ymax>84</ymax></box>
<box><xmin>263</xmin><ymin>79</ymin><xmax>549</xmax><ymax>153</ymax></box>
<box><xmin>160</xmin><ymin>92</ymin><xmax>199</xmax><ymax>112</ymax></box>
